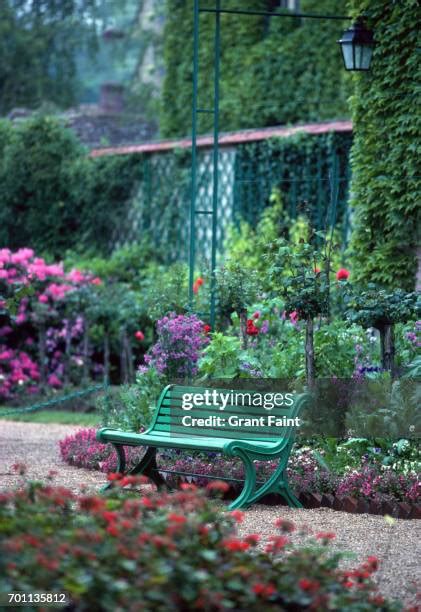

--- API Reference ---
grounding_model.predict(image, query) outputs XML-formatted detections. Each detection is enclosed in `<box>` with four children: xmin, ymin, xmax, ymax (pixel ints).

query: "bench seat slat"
<box><xmin>97</xmin><ymin>428</ymin><xmax>278</xmax><ymax>451</ymax></box>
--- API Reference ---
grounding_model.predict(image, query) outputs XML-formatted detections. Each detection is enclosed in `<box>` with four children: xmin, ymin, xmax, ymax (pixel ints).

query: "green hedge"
<box><xmin>0</xmin><ymin>116</ymin><xmax>144</xmax><ymax>258</ymax></box>
<box><xmin>347</xmin><ymin>0</ymin><xmax>420</xmax><ymax>290</ymax></box>
<box><xmin>161</xmin><ymin>0</ymin><xmax>351</xmax><ymax>138</ymax></box>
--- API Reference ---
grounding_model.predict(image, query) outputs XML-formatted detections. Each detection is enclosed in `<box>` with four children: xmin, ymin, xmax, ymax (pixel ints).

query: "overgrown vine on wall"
<box><xmin>347</xmin><ymin>0</ymin><xmax>419</xmax><ymax>290</ymax></box>
<box><xmin>160</xmin><ymin>0</ymin><xmax>351</xmax><ymax>138</ymax></box>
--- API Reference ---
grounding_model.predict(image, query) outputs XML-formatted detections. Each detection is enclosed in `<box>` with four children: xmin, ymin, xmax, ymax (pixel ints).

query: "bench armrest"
<box><xmin>223</xmin><ymin>393</ymin><xmax>309</xmax><ymax>458</ymax></box>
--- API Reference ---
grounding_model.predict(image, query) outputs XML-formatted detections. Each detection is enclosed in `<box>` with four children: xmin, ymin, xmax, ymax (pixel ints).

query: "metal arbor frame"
<box><xmin>189</xmin><ymin>1</ymin><xmax>351</xmax><ymax>327</ymax></box>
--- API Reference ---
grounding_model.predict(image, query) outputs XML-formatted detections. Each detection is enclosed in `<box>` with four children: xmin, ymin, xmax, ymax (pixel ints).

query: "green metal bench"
<box><xmin>96</xmin><ymin>384</ymin><xmax>307</xmax><ymax>510</ymax></box>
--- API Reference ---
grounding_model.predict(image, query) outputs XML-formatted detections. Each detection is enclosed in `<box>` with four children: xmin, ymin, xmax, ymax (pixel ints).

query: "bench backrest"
<box><xmin>147</xmin><ymin>384</ymin><xmax>305</xmax><ymax>443</ymax></box>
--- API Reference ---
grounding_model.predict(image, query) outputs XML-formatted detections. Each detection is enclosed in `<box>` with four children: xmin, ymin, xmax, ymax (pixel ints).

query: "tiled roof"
<box><xmin>90</xmin><ymin>120</ymin><xmax>352</xmax><ymax>157</ymax></box>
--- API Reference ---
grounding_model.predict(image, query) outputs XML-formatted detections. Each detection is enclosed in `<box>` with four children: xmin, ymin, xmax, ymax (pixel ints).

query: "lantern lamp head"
<box><xmin>338</xmin><ymin>18</ymin><xmax>374</xmax><ymax>71</ymax></box>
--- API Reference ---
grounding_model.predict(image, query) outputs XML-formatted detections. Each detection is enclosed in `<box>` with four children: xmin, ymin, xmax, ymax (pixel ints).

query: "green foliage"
<box><xmin>0</xmin><ymin>117</ymin><xmax>145</xmax><ymax>258</ymax></box>
<box><xmin>347</xmin><ymin>0</ymin><xmax>420</xmax><ymax>289</ymax></box>
<box><xmin>0</xmin><ymin>481</ymin><xmax>400</xmax><ymax>611</ymax></box>
<box><xmin>233</xmin><ymin>131</ymin><xmax>352</xmax><ymax>247</ymax></box>
<box><xmin>161</xmin><ymin>0</ymin><xmax>351</xmax><ymax>137</ymax></box>
<box><xmin>0</xmin><ymin>0</ymin><xmax>99</xmax><ymax>114</ymax></box>
<box><xmin>198</xmin><ymin>333</ymin><xmax>245</xmax><ymax>378</ymax></box>
<box><xmin>345</xmin><ymin>377</ymin><xmax>420</xmax><ymax>440</ymax></box>
<box><xmin>0</xmin><ymin>117</ymin><xmax>83</xmax><ymax>255</ymax></box>
<box><xmin>98</xmin><ymin>368</ymin><xmax>162</xmax><ymax>432</ymax></box>
<box><xmin>344</xmin><ymin>286</ymin><xmax>420</xmax><ymax>329</ymax></box>
<box><xmin>216</xmin><ymin>262</ymin><xmax>260</xmax><ymax>319</ymax></box>
<box><xmin>267</xmin><ymin>238</ymin><xmax>330</xmax><ymax>319</ymax></box>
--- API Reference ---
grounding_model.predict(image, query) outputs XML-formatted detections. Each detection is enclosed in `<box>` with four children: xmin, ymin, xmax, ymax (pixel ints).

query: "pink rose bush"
<box><xmin>0</xmin><ymin>248</ymin><xmax>100</xmax><ymax>399</ymax></box>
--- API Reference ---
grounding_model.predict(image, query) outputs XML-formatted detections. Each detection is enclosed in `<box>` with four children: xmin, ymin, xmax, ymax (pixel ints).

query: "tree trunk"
<box><xmin>126</xmin><ymin>334</ymin><xmax>134</xmax><ymax>382</ymax></box>
<box><xmin>379</xmin><ymin>323</ymin><xmax>396</xmax><ymax>378</ymax></box>
<box><xmin>38</xmin><ymin>323</ymin><xmax>47</xmax><ymax>390</ymax></box>
<box><xmin>305</xmin><ymin>316</ymin><xmax>316</xmax><ymax>388</ymax></box>
<box><xmin>64</xmin><ymin>319</ymin><xmax>72</xmax><ymax>386</ymax></box>
<box><xmin>239</xmin><ymin>309</ymin><xmax>248</xmax><ymax>350</ymax></box>
<box><xmin>82</xmin><ymin>322</ymin><xmax>90</xmax><ymax>385</ymax></box>
<box><xmin>120</xmin><ymin>329</ymin><xmax>129</xmax><ymax>384</ymax></box>
<box><xmin>103</xmin><ymin>333</ymin><xmax>110</xmax><ymax>385</ymax></box>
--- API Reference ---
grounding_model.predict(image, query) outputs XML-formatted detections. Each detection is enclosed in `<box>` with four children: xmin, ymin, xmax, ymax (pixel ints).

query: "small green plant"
<box><xmin>344</xmin><ymin>286</ymin><xmax>420</xmax><ymax>376</ymax></box>
<box><xmin>98</xmin><ymin>367</ymin><xmax>162</xmax><ymax>432</ymax></box>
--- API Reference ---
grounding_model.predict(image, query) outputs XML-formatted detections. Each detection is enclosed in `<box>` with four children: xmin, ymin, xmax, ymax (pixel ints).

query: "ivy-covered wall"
<box><xmin>161</xmin><ymin>0</ymin><xmax>351</xmax><ymax>138</ymax></box>
<box><xmin>347</xmin><ymin>0</ymin><xmax>420</xmax><ymax>290</ymax></box>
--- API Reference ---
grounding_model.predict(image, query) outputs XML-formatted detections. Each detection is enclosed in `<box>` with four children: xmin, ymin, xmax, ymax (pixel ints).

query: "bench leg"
<box><xmin>129</xmin><ymin>447</ymin><xmax>169</xmax><ymax>490</ymax></box>
<box><xmin>228</xmin><ymin>450</ymin><xmax>256</xmax><ymax>510</ymax></box>
<box><xmin>100</xmin><ymin>443</ymin><xmax>127</xmax><ymax>492</ymax></box>
<box><xmin>239</xmin><ymin>446</ymin><xmax>302</xmax><ymax>509</ymax></box>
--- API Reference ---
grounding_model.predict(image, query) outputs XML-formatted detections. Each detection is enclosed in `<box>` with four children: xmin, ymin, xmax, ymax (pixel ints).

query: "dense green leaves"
<box><xmin>347</xmin><ymin>0</ymin><xmax>420</xmax><ymax>289</ymax></box>
<box><xmin>0</xmin><ymin>117</ymin><xmax>144</xmax><ymax>257</ymax></box>
<box><xmin>161</xmin><ymin>0</ymin><xmax>351</xmax><ymax>137</ymax></box>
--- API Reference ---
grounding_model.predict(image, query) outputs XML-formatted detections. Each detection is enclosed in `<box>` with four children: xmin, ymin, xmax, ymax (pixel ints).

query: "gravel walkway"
<box><xmin>0</xmin><ymin>420</ymin><xmax>419</xmax><ymax>607</ymax></box>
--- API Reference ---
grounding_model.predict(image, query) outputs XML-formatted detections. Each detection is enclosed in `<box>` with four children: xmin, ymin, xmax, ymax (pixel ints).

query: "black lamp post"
<box><xmin>338</xmin><ymin>18</ymin><xmax>374</xmax><ymax>71</ymax></box>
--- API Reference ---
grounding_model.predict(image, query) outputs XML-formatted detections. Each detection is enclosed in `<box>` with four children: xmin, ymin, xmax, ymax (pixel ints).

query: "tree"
<box><xmin>0</xmin><ymin>0</ymin><xmax>100</xmax><ymax>114</ymax></box>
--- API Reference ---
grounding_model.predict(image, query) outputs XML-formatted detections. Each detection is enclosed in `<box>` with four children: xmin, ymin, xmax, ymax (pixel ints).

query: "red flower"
<box><xmin>316</xmin><ymin>531</ymin><xmax>336</xmax><ymax>542</ymax></box>
<box><xmin>207</xmin><ymin>480</ymin><xmax>230</xmax><ymax>493</ymax></box>
<box><xmin>336</xmin><ymin>268</ymin><xmax>350</xmax><ymax>281</ymax></box>
<box><xmin>274</xmin><ymin>518</ymin><xmax>296</xmax><ymax>533</ymax></box>
<box><xmin>245</xmin><ymin>534</ymin><xmax>260</xmax><ymax>546</ymax></box>
<box><xmin>314</xmin><ymin>267</ymin><xmax>321</xmax><ymax>274</ymax></box>
<box><xmin>134</xmin><ymin>330</ymin><xmax>145</xmax><ymax>341</ymax></box>
<box><xmin>203</xmin><ymin>324</ymin><xmax>211</xmax><ymax>334</ymax></box>
<box><xmin>365</xmin><ymin>555</ymin><xmax>379</xmax><ymax>571</ymax></box>
<box><xmin>230</xmin><ymin>510</ymin><xmax>245</xmax><ymax>523</ymax></box>
<box><xmin>91</xmin><ymin>277</ymin><xmax>102</xmax><ymax>286</ymax></box>
<box><xmin>222</xmin><ymin>538</ymin><xmax>250</xmax><ymax>552</ymax></box>
<box><xmin>193</xmin><ymin>277</ymin><xmax>204</xmax><ymax>293</ymax></box>
<box><xmin>252</xmin><ymin>311</ymin><xmax>260</xmax><ymax>319</ymax></box>
<box><xmin>252</xmin><ymin>583</ymin><xmax>276</xmax><ymax>597</ymax></box>
<box><xmin>167</xmin><ymin>513</ymin><xmax>187</xmax><ymax>524</ymax></box>
<box><xmin>298</xmin><ymin>578</ymin><xmax>320</xmax><ymax>593</ymax></box>
<box><xmin>246</xmin><ymin>319</ymin><xmax>259</xmax><ymax>336</ymax></box>
<box><xmin>107</xmin><ymin>472</ymin><xmax>122</xmax><ymax>481</ymax></box>
<box><xmin>265</xmin><ymin>535</ymin><xmax>289</xmax><ymax>553</ymax></box>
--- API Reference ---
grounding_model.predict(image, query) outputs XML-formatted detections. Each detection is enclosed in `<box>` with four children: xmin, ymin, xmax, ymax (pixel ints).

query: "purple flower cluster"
<box><xmin>143</xmin><ymin>312</ymin><xmax>209</xmax><ymax>378</ymax></box>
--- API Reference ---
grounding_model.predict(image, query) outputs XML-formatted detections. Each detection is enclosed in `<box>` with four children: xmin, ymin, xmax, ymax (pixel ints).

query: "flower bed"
<box><xmin>59</xmin><ymin>430</ymin><xmax>420</xmax><ymax>519</ymax></box>
<box><xmin>0</xmin><ymin>474</ymin><xmax>400</xmax><ymax>611</ymax></box>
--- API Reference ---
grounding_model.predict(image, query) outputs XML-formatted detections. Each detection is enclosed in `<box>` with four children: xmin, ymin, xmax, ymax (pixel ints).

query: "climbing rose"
<box><xmin>246</xmin><ymin>319</ymin><xmax>259</xmax><ymax>336</ymax></box>
<box><xmin>336</xmin><ymin>268</ymin><xmax>350</xmax><ymax>281</ymax></box>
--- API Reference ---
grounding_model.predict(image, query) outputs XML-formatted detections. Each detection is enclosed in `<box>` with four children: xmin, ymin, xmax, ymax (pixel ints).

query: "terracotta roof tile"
<box><xmin>90</xmin><ymin>120</ymin><xmax>352</xmax><ymax>157</ymax></box>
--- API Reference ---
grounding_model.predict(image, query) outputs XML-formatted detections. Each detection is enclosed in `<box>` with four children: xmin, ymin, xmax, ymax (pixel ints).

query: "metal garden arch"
<box><xmin>188</xmin><ymin>1</ymin><xmax>352</xmax><ymax>327</ymax></box>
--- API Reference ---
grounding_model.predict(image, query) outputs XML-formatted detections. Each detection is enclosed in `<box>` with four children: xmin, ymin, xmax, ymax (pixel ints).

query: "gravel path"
<box><xmin>0</xmin><ymin>420</ymin><xmax>419</xmax><ymax>607</ymax></box>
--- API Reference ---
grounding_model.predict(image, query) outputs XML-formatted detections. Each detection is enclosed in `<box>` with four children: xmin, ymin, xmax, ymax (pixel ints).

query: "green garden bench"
<box><xmin>96</xmin><ymin>384</ymin><xmax>308</xmax><ymax>510</ymax></box>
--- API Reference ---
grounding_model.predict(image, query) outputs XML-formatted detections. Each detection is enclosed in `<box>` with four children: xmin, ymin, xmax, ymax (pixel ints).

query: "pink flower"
<box><xmin>336</xmin><ymin>268</ymin><xmax>350</xmax><ymax>281</ymax></box>
<box><xmin>67</xmin><ymin>269</ymin><xmax>86</xmax><ymax>283</ymax></box>
<box><xmin>134</xmin><ymin>331</ymin><xmax>145</xmax><ymax>341</ymax></box>
<box><xmin>38</xmin><ymin>294</ymin><xmax>49</xmax><ymax>304</ymax></box>
<box><xmin>91</xmin><ymin>277</ymin><xmax>102</xmax><ymax>286</ymax></box>
<box><xmin>289</xmin><ymin>311</ymin><xmax>298</xmax><ymax>324</ymax></box>
<box><xmin>47</xmin><ymin>374</ymin><xmax>62</xmax><ymax>388</ymax></box>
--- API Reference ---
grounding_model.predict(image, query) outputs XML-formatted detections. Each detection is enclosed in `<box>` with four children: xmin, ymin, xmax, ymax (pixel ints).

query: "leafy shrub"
<box><xmin>98</xmin><ymin>367</ymin><xmax>163</xmax><ymax>432</ymax></box>
<box><xmin>0</xmin><ymin>477</ymin><xmax>400</xmax><ymax>611</ymax></box>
